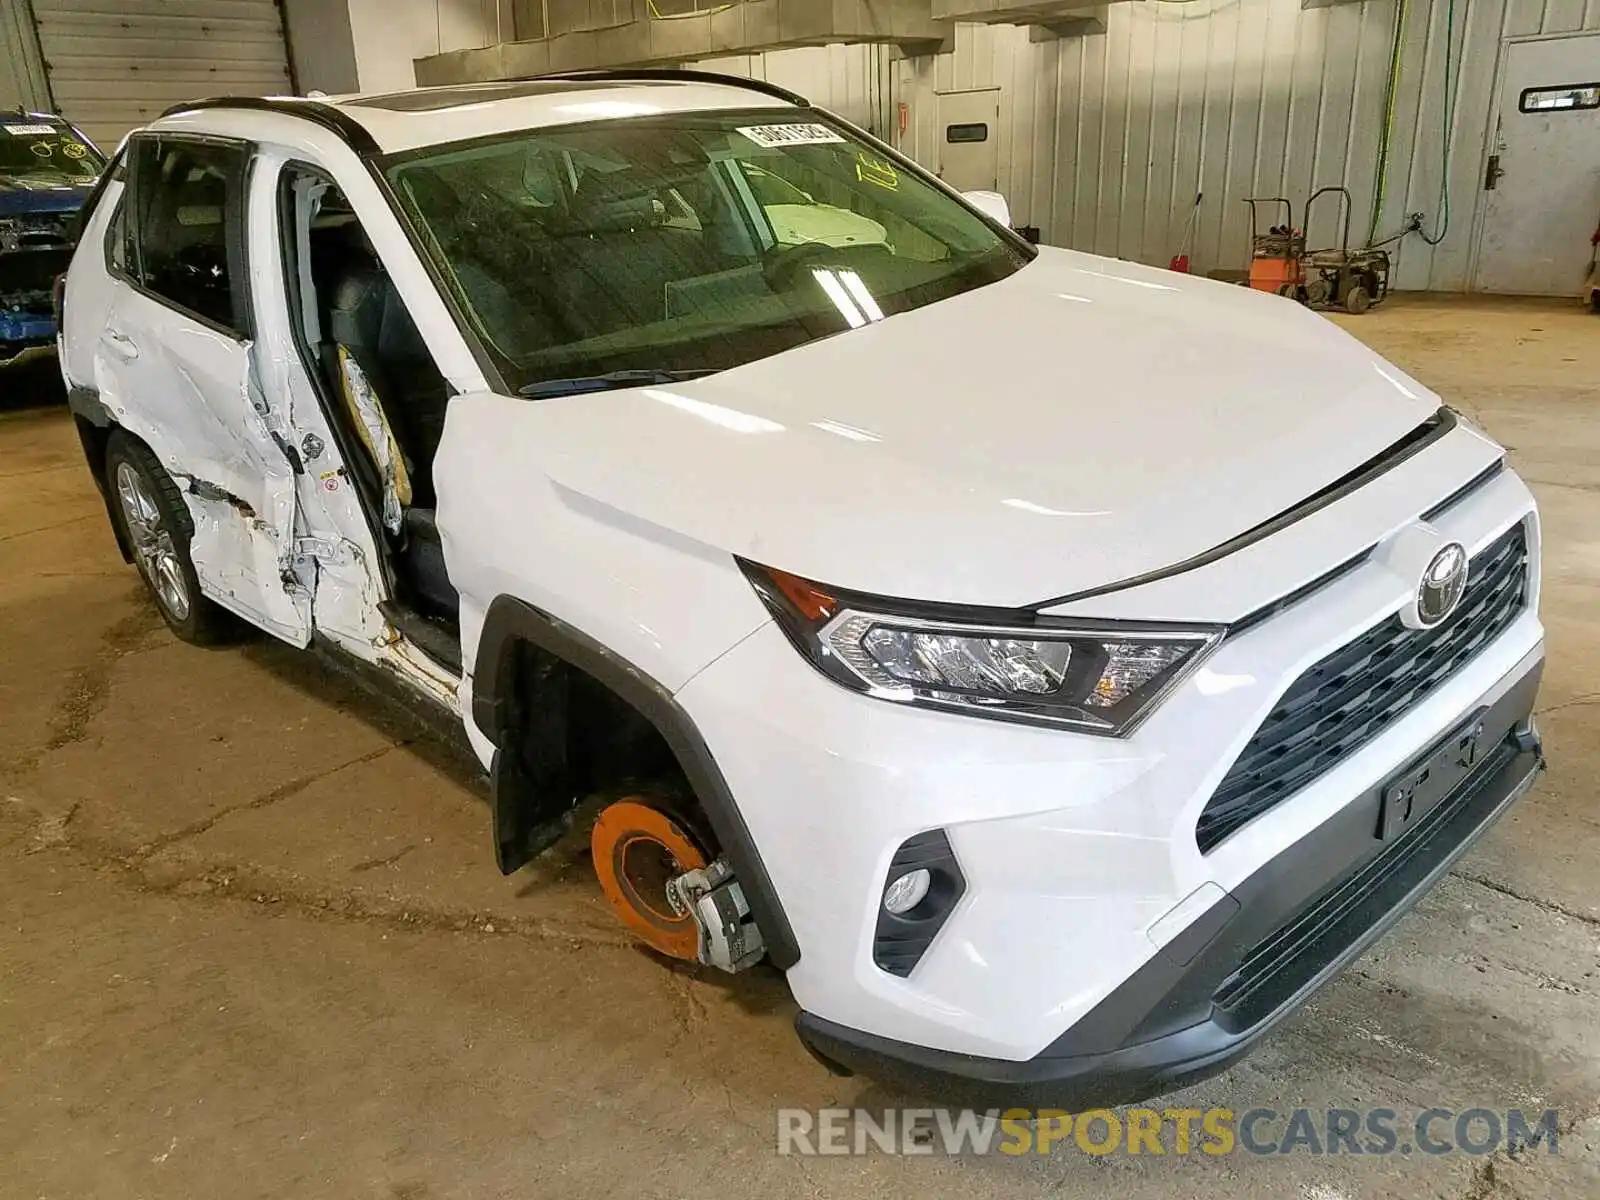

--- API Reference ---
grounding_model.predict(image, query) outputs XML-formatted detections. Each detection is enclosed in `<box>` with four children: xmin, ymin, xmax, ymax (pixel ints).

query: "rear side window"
<box><xmin>125</xmin><ymin>136</ymin><xmax>250</xmax><ymax>334</ymax></box>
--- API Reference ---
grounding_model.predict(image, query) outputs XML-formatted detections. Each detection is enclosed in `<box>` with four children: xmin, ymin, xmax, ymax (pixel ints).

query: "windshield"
<box><xmin>383</xmin><ymin>109</ymin><xmax>1029</xmax><ymax>393</ymax></box>
<box><xmin>0</xmin><ymin>121</ymin><xmax>103</xmax><ymax>183</ymax></box>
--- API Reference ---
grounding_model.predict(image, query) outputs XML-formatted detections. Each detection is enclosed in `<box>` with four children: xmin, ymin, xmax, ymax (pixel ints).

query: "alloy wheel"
<box><xmin>114</xmin><ymin>460</ymin><xmax>191</xmax><ymax>621</ymax></box>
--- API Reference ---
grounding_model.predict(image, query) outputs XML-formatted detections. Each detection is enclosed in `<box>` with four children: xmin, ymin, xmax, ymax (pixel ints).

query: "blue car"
<box><xmin>1</xmin><ymin>110</ymin><xmax>105</xmax><ymax>369</ymax></box>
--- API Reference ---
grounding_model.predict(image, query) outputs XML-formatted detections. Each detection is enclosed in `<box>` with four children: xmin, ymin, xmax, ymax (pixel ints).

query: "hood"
<box><xmin>525</xmin><ymin>246</ymin><xmax>1440</xmax><ymax>607</ymax></box>
<box><xmin>0</xmin><ymin>179</ymin><xmax>93</xmax><ymax>217</ymax></box>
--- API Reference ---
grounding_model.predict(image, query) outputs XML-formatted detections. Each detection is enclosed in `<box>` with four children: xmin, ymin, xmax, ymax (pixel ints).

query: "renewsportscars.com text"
<box><xmin>776</xmin><ymin>1106</ymin><xmax>1561</xmax><ymax>1157</ymax></box>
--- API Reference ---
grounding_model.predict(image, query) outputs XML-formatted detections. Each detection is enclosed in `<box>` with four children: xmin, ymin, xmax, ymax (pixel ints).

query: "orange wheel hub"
<box><xmin>591</xmin><ymin>799</ymin><xmax>708</xmax><ymax>961</ymax></box>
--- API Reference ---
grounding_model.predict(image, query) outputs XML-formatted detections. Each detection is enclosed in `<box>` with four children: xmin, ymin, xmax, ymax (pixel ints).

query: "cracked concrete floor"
<box><xmin>2</xmin><ymin>294</ymin><xmax>1598</xmax><ymax>1200</ymax></box>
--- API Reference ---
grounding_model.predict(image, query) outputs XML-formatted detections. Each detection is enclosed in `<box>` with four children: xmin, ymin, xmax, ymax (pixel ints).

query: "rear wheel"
<box><xmin>1344</xmin><ymin>284</ymin><xmax>1372</xmax><ymax>315</ymax></box>
<box><xmin>591</xmin><ymin>797</ymin><xmax>710</xmax><ymax>962</ymax></box>
<box><xmin>105</xmin><ymin>432</ymin><xmax>234</xmax><ymax>644</ymax></box>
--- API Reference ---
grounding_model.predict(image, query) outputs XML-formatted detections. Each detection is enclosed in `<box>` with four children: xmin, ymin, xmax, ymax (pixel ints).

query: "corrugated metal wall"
<box><xmin>0</xmin><ymin>0</ymin><xmax>52</xmax><ymax>113</ymax></box>
<box><xmin>31</xmin><ymin>0</ymin><xmax>294</xmax><ymax>148</ymax></box>
<box><xmin>694</xmin><ymin>41</ymin><xmax>897</xmax><ymax>135</ymax></box>
<box><xmin>892</xmin><ymin>1</ymin><xmax>1600</xmax><ymax>290</ymax></box>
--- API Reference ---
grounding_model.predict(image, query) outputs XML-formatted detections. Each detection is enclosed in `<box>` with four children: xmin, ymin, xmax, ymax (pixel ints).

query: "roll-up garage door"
<box><xmin>32</xmin><ymin>0</ymin><xmax>293</xmax><ymax>151</ymax></box>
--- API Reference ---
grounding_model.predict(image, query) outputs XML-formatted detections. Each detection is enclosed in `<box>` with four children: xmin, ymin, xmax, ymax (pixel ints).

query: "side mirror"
<box><xmin>961</xmin><ymin>189</ymin><xmax>1012</xmax><ymax>228</ymax></box>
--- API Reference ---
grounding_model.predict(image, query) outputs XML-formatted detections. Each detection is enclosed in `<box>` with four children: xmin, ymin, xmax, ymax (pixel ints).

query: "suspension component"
<box><xmin>667</xmin><ymin>857</ymin><xmax>766</xmax><ymax>974</ymax></box>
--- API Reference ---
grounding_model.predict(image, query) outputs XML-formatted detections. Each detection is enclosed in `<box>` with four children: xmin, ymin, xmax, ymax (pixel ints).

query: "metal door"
<box><xmin>99</xmin><ymin>134</ymin><xmax>311</xmax><ymax>646</ymax></box>
<box><xmin>936</xmin><ymin>89</ymin><xmax>1001</xmax><ymax>193</ymax></box>
<box><xmin>1474</xmin><ymin>34</ymin><xmax>1600</xmax><ymax>296</ymax></box>
<box><xmin>30</xmin><ymin>0</ymin><xmax>293</xmax><ymax>150</ymax></box>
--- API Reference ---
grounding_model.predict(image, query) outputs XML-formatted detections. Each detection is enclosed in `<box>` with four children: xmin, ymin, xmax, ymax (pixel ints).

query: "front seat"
<box><xmin>326</xmin><ymin>258</ymin><xmax>459</xmax><ymax>627</ymax></box>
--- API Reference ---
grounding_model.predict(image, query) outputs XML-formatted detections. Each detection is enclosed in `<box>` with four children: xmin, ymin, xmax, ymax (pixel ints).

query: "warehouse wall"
<box><xmin>895</xmin><ymin>0</ymin><xmax>1600</xmax><ymax>290</ymax></box>
<box><xmin>283</xmin><ymin>0</ymin><xmax>360</xmax><ymax>95</ymax></box>
<box><xmin>0</xmin><ymin>0</ymin><xmax>52</xmax><ymax>113</ymax></box>
<box><xmin>321</xmin><ymin>0</ymin><xmax>1597</xmax><ymax>291</ymax></box>
<box><xmin>693</xmin><ymin>42</ymin><xmax>897</xmax><ymax>135</ymax></box>
<box><xmin>1390</xmin><ymin>0</ymin><xmax>1600</xmax><ymax>290</ymax></box>
<box><xmin>348</xmin><ymin>0</ymin><xmax>511</xmax><ymax>91</ymax></box>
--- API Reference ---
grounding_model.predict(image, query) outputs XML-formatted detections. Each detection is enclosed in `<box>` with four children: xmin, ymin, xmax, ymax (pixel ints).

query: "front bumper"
<box><xmin>678</xmin><ymin>458</ymin><xmax>1541</xmax><ymax>1059</ymax></box>
<box><xmin>793</xmin><ymin>654</ymin><xmax>1544</xmax><ymax>1106</ymax></box>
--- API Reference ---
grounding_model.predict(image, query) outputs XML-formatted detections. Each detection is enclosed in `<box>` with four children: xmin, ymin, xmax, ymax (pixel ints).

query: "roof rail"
<box><xmin>514</xmin><ymin>68</ymin><xmax>810</xmax><ymax>108</ymax></box>
<box><xmin>158</xmin><ymin>96</ymin><xmax>382</xmax><ymax>156</ymax></box>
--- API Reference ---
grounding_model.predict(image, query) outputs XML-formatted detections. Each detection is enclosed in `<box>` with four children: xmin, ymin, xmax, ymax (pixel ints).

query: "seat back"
<box><xmin>327</xmin><ymin>265</ymin><xmax>414</xmax><ymax>531</ymax></box>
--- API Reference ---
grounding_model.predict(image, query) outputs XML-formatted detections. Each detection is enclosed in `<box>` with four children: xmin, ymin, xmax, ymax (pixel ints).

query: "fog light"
<box><xmin>882</xmin><ymin>868</ymin><xmax>931</xmax><ymax>915</ymax></box>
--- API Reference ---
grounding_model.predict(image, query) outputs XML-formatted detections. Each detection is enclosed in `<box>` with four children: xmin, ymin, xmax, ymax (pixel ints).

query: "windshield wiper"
<box><xmin>518</xmin><ymin>368</ymin><xmax>716</xmax><ymax>399</ymax></box>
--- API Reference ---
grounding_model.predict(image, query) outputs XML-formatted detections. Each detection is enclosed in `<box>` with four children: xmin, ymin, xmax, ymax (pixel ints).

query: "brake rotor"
<box><xmin>591</xmin><ymin>798</ymin><xmax>709</xmax><ymax>961</ymax></box>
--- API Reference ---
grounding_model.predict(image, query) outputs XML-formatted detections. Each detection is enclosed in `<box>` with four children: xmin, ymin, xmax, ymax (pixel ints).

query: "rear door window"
<box><xmin>124</xmin><ymin>136</ymin><xmax>251</xmax><ymax>335</ymax></box>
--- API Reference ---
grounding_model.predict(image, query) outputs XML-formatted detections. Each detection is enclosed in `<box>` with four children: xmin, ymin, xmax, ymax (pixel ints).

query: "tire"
<box><xmin>104</xmin><ymin>431</ymin><xmax>235</xmax><ymax>644</ymax></box>
<box><xmin>1344</xmin><ymin>284</ymin><xmax>1372</xmax><ymax>315</ymax></box>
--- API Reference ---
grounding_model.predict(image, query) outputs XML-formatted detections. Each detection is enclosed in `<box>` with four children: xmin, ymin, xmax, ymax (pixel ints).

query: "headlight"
<box><xmin>742</xmin><ymin>563</ymin><xmax>1222</xmax><ymax>736</ymax></box>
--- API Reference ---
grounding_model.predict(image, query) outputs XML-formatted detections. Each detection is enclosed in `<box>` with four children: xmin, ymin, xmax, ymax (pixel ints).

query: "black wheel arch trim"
<box><xmin>66</xmin><ymin>385</ymin><xmax>134</xmax><ymax>564</ymax></box>
<box><xmin>471</xmin><ymin>594</ymin><xmax>801</xmax><ymax>970</ymax></box>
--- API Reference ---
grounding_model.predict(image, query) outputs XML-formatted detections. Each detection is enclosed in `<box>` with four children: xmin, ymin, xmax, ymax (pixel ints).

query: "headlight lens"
<box><xmin>743</xmin><ymin>563</ymin><xmax>1222</xmax><ymax>736</ymax></box>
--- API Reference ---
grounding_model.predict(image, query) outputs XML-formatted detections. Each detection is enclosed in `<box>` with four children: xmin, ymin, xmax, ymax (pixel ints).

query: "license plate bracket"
<box><xmin>1377</xmin><ymin>709</ymin><xmax>1488</xmax><ymax>842</ymax></box>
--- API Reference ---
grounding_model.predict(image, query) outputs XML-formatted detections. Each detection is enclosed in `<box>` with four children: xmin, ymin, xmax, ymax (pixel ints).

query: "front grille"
<box><xmin>1211</xmin><ymin>731</ymin><xmax>1522</xmax><ymax>1029</ymax></box>
<box><xmin>1196</xmin><ymin>521</ymin><xmax>1529</xmax><ymax>853</ymax></box>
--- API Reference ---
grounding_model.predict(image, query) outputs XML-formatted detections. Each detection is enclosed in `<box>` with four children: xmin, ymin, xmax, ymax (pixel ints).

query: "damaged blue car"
<box><xmin>1</xmin><ymin>110</ymin><xmax>104</xmax><ymax>370</ymax></box>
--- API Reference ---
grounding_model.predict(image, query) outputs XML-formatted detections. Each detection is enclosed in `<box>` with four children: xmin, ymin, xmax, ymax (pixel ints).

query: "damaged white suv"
<box><xmin>60</xmin><ymin>72</ymin><xmax>1545</xmax><ymax>1105</ymax></box>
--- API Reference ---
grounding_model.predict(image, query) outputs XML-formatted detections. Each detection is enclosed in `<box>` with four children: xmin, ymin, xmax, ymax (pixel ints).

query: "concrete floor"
<box><xmin>1</xmin><ymin>295</ymin><xmax>1597</xmax><ymax>1199</ymax></box>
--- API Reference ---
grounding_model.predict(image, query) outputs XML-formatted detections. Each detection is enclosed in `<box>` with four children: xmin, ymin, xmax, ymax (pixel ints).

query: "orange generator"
<box><xmin>1243</xmin><ymin>197</ymin><xmax>1306</xmax><ymax>296</ymax></box>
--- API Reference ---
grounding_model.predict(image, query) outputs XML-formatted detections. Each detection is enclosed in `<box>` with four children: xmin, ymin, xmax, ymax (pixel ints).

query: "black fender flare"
<box><xmin>471</xmin><ymin>595</ymin><xmax>800</xmax><ymax>971</ymax></box>
<box><xmin>67</xmin><ymin>385</ymin><xmax>134</xmax><ymax>564</ymax></box>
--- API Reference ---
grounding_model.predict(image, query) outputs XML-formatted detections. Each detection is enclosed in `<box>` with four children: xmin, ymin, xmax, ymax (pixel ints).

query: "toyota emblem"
<box><xmin>1416</xmin><ymin>542</ymin><xmax>1468</xmax><ymax>626</ymax></box>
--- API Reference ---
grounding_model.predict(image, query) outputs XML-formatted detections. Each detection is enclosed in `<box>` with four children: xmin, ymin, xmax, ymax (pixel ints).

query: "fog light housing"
<box><xmin>882</xmin><ymin>867</ymin><xmax>931</xmax><ymax>915</ymax></box>
<box><xmin>873</xmin><ymin>830</ymin><xmax>966</xmax><ymax>977</ymax></box>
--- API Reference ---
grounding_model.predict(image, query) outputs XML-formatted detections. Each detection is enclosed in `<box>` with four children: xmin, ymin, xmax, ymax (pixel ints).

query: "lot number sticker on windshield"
<box><xmin>4</xmin><ymin>124</ymin><xmax>57</xmax><ymax>136</ymax></box>
<box><xmin>737</xmin><ymin>123</ymin><xmax>846</xmax><ymax>149</ymax></box>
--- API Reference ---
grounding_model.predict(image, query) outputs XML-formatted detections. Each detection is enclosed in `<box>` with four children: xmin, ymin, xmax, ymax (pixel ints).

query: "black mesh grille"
<box><xmin>1197</xmin><ymin>521</ymin><xmax>1529</xmax><ymax>853</ymax></box>
<box><xmin>1210</xmin><ymin>733</ymin><xmax>1520</xmax><ymax>1028</ymax></box>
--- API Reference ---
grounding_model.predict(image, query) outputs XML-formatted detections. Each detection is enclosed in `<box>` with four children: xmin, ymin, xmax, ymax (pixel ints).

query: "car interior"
<box><xmin>395</xmin><ymin>150</ymin><xmax>757</xmax><ymax>357</ymax></box>
<box><xmin>285</xmin><ymin>172</ymin><xmax>462</xmax><ymax>670</ymax></box>
<box><xmin>138</xmin><ymin>145</ymin><xmax>239</xmax><ymax>326</ymax></box>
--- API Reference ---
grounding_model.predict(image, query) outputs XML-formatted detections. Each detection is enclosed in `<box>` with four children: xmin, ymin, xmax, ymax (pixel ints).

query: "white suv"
<box><xmin>59</xmin><ymin>72</ymin><xmax>1545</xmax><ymax>1106</ymax></box>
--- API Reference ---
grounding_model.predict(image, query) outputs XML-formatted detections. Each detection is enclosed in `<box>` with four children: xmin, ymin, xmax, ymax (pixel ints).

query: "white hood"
<box><xmin>522</xmin><ymin>246</ymin><xmax>1440</xmax><ymax>607</ymax></box>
